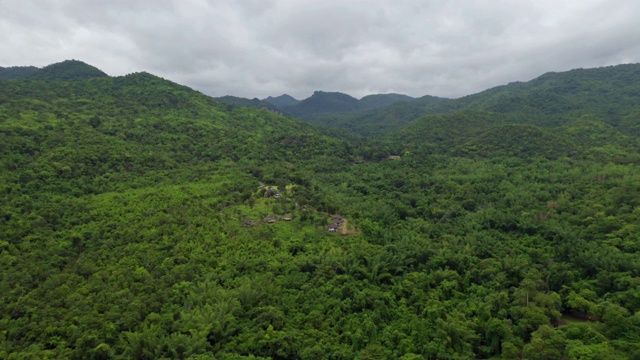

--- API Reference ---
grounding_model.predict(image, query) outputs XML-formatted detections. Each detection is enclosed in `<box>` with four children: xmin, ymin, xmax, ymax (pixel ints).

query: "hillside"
<box><xmin>2</xmin><ymin>60</ymin><xmax>640</xmax><ymax>359</ymax></box>
<box><xmin>285</xmin><ymin>91</ymin><xmax>361</xmax><ymax>116</ymax></box>
<box><xmin>225</xmin><ymin>92</ymin><xmax>416</xmax><ymax>125</ymax></box>
<box><xmin>0</xmin><ymin>61</ymin><xmax>108</xmax><ymax>81</ymax></box>
<box><xmin>414</xmin><ymin>63</ymin><xmax>640</xmax><ymax>126</ymax></box>
<box><xmin>309</xmin><ymin>63</ymin><xmax>640</xmax><ymax>136</ymax></box>
<box><xmin>27</xmin><ymin>59</ymin><xmax>109</xmax><ymax>81</ymax></box>
<box><xmin>283</xmin><ymin>91</ymin><xmax>416</xmax><ymax>118</ymax></box>
<box><xmin>0</xmin><ymin>66</ymin><xmax>40</xmax><ymax>79</ymax></box>
<box><xmin>263</xmin><ymin>94</ymin><xmax>300</xmax><ymax>108</ymax></box>
<box><xmin>214</xmin><ymin>95</ymin><xmax>281</xmax><ymax>113</ymax></box>
<box><xmin>358</xmin><ymin>93</ymin><xmax>414</xmax><ymax>111</ymax></box>
<box><xmin>0</xmin><ymin>61</ymin><xmax>357</xmax><ymax>358</ymax></box>
<box><xmin>0</xmin><ymin>70</ymin><xmax>344</xmax><ymax>196</ymax></box>
<box><xmin>307</xmin><ymin>94</ymin><xmax>445</xmax><ymax>136</ymax></box>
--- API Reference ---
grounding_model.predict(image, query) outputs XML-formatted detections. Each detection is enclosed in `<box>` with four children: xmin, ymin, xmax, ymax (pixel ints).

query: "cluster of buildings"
<box><xmin>328</xmin><ymin>215</ymin><xmax>343</xmax><ymax>233</ymax></box>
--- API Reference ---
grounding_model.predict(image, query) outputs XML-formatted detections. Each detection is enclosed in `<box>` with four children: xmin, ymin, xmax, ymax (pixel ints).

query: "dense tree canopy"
<box><xmin>1</xmin><ymin>60</ymin><xmax>639</xmax><ymax>359</ymax></box>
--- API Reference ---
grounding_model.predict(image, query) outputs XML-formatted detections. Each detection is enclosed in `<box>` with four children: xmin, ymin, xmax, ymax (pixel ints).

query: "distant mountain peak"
<box><xmin>29</xmin><ymin>59</ymin><xmax>109</xmax><ymax>81</ymax></box>
<box><xmin>263</xmin><ymin>94</ymin><xmax>300</xmax><ymax>108</ymax></box>
<box><xmin>358</xmin><ymin>93</ymin><xmax>415</xmax><ymax>111</ymax></box>
<box><xmin>287</xmin><ymin>91</ymin><xmax>360</xmax><ymax>116</ymax></box>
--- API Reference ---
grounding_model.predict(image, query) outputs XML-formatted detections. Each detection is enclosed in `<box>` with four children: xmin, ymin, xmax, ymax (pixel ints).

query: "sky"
<box><xmin>2</xmin><ymin>0</ymin><xmax>640</xmax><ymax>100</ymax></box>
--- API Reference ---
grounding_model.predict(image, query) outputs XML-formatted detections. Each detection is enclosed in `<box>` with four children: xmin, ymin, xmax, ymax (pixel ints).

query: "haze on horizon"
<box><xmin>2</xmin><ymin>0</ymin><xmax>640</xmax><ymax>100</ymax></box>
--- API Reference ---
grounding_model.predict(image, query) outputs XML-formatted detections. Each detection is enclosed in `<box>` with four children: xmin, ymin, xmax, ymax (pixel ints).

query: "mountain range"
<box><xmin>216</xmin><ymin>90</ymin><xmax>417</xmax><ymax>122</ymax></box>
<box><xmin>215</xmin><ymin>63</ymin><xmax>640</xmax><ymax>138</ymax></box>
<box><xmin>1</xmin><ymin>59</ymin><xmax>639</xmax><ymax>359</ymax></box>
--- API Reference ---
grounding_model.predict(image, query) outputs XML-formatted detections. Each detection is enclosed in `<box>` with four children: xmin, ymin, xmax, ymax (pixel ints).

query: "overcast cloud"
<box><xmin>2</xmin><ymin>0</ymin><xmax>640</xmax><ymax>99</ymax></box>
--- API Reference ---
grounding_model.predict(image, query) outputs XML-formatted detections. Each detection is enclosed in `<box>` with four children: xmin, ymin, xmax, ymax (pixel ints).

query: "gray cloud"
<box><xmin>2</xmin><ymin>0</ymin><xmax>640</xmax><ymax>99</ymax></box>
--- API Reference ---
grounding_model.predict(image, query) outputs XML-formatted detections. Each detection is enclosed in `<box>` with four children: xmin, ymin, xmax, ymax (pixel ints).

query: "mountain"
<box><xmin>0</xmin><ymin>66</ymin><xmax>340</xmax><ymax>182</ymax></box>
<box><xmin>282</xmin><ymin>91</ymin><xmax>415</xmax><ymax>118</ymax></box>
<box><xmin>214</xmin><ymin>95</ymin><xmax>281</xmax><ymax>112</ymax></box>
<box><xmin>26</xmin><ymin>59</ymin><xmax>109</xmax><ymax>81</ymax></box>
<box><xmin>383</xmin><ymin>110</ymin><xmax>582</xmax><ymax>160</ymax></box>
<box><xmin>304</xmin><ymin>94</ymin><xmax>445</xmax><ymax>136</ymax></box>
<box><xmin>0</xmin><ymin>60</ymin><xmax>108</xmax><ymax>81</ymax></box>
<box><xmin>3</xmin><ymin>60</ymin><xmax>640</xmax><ymax>359</ymax></box>
<box><xmin>403</xmin><ymin>63</ymin><xmax>640</xmax><ymax>124</ymax></box>
<box><xmin>1</xmin><ymin>60</ymin><xmax>361</xmax><ymax>358</ymax></box>
<box><xmin>0</xmin><ymin>66</ymin><xmax>39</xmax><ymax>79</ymax></box>
<box><xmin>216</xmin><ymin>92</ymin><xmax>416</xmax><ymax>124</ymax></box>
<box><xmin>306</xmin><ymin>63</ymin><xmax>640</xmax><ymax>136</ymax></box>
<box><xmin>358</xmin><ymin>93</ymin><xmax>414</xmax><ymax>111</ymax></box>
<box><xmin>263</xmin><ymin>94</ymin><xmax>300</xmax><ymax>108</ymax></box>
<box><xmin>381</xmin><ymin>65</ymin><xmax>640</xmax><ymax>161</ymax></box>
<box><xmin>285</xmin><ymin>90</ymin><xmax>361</xmax><ymax>116</ymax></box>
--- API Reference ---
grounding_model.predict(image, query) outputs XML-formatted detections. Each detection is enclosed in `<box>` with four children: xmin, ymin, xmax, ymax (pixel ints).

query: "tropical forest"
<box><xmin>1</xmin><ymin>59</ymin><xmax>640</xmax><ymax>359</ymax></box>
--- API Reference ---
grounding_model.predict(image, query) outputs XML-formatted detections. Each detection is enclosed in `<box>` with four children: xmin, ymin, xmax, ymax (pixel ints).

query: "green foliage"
<box><xmin>2</xmin><ymin>60</ymin><xmax>640</xmax><ymax>359</ymax></box>
<box><xmin>214</xmin><ymin>96</ymin><xmax>280</xmax><ymax>112</ymax></box>
<box><xmin>304</xmin><ymin>94</ymin><xmax>443</xmax><ymax>136</ymax></box>
<box><xmin>298</xmin><ymin>63</ymin><xmax>640</xmax><ymax>137</ymax></box>
<box><xmin>0</xmin><ymin>66</ymin><xmax>40</xmax><ymax>79</ymax></box>
<box><xmin>28</xmin><ymin>60</ymin><xmax>109</xmax><ymax>81</ymax></box>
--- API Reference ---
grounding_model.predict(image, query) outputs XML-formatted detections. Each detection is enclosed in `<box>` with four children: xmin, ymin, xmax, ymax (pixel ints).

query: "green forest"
<box><xmin>1</xmin><ymin>60</ymin><xmax>640</xmax><ymax>359</ymax></box>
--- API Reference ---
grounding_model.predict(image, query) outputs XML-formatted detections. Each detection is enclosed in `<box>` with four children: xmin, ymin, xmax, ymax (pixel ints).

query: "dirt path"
<box><xmin>341</xmin><ymin>218</ymin><xmax>348</xmax><ymax>235</ymax></box>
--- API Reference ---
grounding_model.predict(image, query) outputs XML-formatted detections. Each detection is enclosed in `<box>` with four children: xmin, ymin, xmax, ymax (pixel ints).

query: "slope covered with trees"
<box><xmin>28</xmin><ymin>59</ymin><xmax>109</xmax><ymax>81</ymax></box>
<box><xmin>0</xmin><ymin>60</ymin><xmax>108</xmax><ymax>81</ymax></box>
<box><xmin>0</xmin><ymin>66</ymin><xmax>40</xmax><ymax>79</ymax></box>
<box><xmin>1</xmin><ymin>61</ymin><xmax>640</xmax><ymax>359</ymax></box>
<box><xmin>308</xmin><ymin>63</ymin><xmax>640</xmax><ymax>137</ymax></box>
<box><xmin>263</xmin><ymin>94</ymin><xmax>300</xmax><ymax>108</ymax></box>
<box><xmin>278</xmin><ymin>91</ymin><xmax>416</xmax><ymax>119</ymax></box>
<box><xmin>214</xmin><ymin>96</ymin><xmax>281</xmax><ymax>113</ymax></box>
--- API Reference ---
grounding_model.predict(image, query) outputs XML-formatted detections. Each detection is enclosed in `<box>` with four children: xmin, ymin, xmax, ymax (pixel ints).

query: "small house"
<box><xmin>328</xmin><ymin>224</ymin><xmax>339</xmax><ymax>232</ymax></box>
<box><xmin>274</xmin><ymin>193</ymin><xmax>282</xmax><ymax>199</ymax></box>
<box><xmin>264</xmin><ymin>187</ymin><xmax>277</xmax><ymax>198</ymax></box>
<box><xmin>263</xmin><ymin>215</ymin><xmax>278</xmax><ymax>223</ymax></box>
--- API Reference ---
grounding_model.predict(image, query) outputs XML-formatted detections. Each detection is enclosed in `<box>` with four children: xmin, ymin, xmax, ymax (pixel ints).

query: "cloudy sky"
<box><xmin>2</xmin><ymin>0</ymin><xmax>640</xmax><ymax>100</ymax></box>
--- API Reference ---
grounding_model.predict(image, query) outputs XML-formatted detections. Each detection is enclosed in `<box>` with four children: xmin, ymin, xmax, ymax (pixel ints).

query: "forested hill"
<box><xmin>263</xmin><ymin>94</ymin><xmax>300</xmax><ymax>108</ymax></box>
<box><xmin>0</xmin><ymin>61</ymin><xmax>357</xmax><ymax>358</ymax></box>
<box><xmin>285</xmin><ymin>91</ymin><xmax>361</xmax><ymax>116</ymax></box>
<box><xmin>0</xmin><ymin>65</ymin><xmax>345</xmax><ymax>197</ymax></box>
<box><xmin>358</xmin><ymin>93</ymin><xmax>415</xmax><ymax>111</ymax></box>
<box><xmin>0</xmin><ymin>60</ymin><xmax>108</xmax><ymax>81</ymax></box>
<box><xmin>3</xmin><ymin>60</ymin><xmax>640</xmax><ymax>359</ymax></box>
<box><xmin>416</xmin><ymin>63</ymin><xmax>640</xmax><ymax>125</ymax></box>
<box><xmin>0</xmin><ymin>66</ymin><xmax>40</xmax><ymax>79</ymax></box>
<box><xmin>309</xmin><ymin>63</ymin><xmax>640</xmax><ymax>136</ymax></box>
<box><xmin>213</xmin><ymin>95</ymin><xmax>281</xmax><ymax>113</ymax></box>
<box><xmin>273</xmin><ymin>91</ymin><xmax>416</xmax><ymax>117</ymax></box>
<box><xmin>221</xmin><ymin>91</ymin><xmax>416</xmax><ymax>123</ymax></box>
<box><xmin>307</xmin><ymin>94</ymin><xmax>445</xmax><ymax>136</ymax></box>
